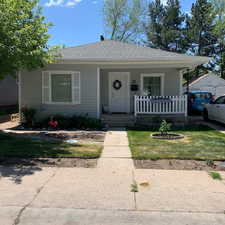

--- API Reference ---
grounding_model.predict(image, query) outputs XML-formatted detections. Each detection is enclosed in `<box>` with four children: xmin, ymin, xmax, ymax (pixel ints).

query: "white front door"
<box><xmin>109</xmin><ymin>72</ymin><xmax>130</xmax><ymax>113</ymax></box>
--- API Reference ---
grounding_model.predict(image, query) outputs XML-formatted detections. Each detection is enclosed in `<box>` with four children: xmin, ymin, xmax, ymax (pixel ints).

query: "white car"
<box><xmin>203</xmin><ymin>95</ymin><xmax>225</xmax><ymax>124</ymax></box>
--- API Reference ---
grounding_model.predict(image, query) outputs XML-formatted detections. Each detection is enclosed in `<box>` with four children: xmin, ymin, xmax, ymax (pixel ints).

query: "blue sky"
<box><xmin>40</xmin><ymin>0</ymin><xmax>196</xmax><ymax>47</ymax></box>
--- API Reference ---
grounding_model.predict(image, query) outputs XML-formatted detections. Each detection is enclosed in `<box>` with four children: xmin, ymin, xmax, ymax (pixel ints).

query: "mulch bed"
<box><xmin>0</xmin><ymin>157</ymin><xmax>98</xmax><ymax>168</ymax></box>
<box><xmin>134</xmin><ymin>159</ymin><xmax>225</xmax><ymax>171</ymax></box>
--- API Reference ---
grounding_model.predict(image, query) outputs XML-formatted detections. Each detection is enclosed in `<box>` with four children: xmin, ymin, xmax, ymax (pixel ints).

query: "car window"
<box><xmin>215</xmin><ymin>96</ymin><xmax>225</xmax><ymax>104</ymax></box>
<box><xmin>192</xmin><ymin>93</ymin><xmax>212</xmax><ymax>99</ymax></box>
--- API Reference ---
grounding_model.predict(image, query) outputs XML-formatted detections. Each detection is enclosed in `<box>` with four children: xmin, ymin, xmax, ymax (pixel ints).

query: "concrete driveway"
<box><xmin>1</xmin><ymin>128</ymin><xmax>225</xmax><ymax>225</ymax></box>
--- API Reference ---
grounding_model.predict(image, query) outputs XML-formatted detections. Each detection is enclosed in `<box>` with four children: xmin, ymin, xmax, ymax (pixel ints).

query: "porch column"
<box><xmin>97</xmin><ymin>67</ymin><xmax>100</xmax><ymax>119</ymax></box>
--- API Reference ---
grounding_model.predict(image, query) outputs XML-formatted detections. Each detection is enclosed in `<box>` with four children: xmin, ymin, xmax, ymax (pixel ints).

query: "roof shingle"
<box><xmin>58</xmin><ymin>40</ymin><xmax>210</xmax><ymax>63</ymax></box>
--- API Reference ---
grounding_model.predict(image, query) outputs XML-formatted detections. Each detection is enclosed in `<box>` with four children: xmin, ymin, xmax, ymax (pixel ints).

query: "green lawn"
<box><xmin>0</xmin><ymin>133</ymin><xmax>102</xmax><ymax>159</ymax></box>
<box><xmin>127</xmin><ymin>125</ymin><xmax>225</xmax><ymax>160</ymax></box>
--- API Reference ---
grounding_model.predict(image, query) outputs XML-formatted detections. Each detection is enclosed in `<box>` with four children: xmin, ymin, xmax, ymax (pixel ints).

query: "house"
<box><xmin>183</xmin><ymin>73</ymin><xmax>225</xmax><ymax>98</ymax></box>
<box><xmin>0</xmin><ymin>75</ymin><xmax>18</xmax><ymax>106</ymax></box>
<box><xmin>19</xmin><ymin>40</ymin><xmax>211</xmax><ymax>125</ymax></box>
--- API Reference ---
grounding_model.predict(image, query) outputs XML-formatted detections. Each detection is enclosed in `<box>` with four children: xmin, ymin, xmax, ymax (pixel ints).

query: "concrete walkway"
<box><xmin>1</xmin><ymin>128</ymin><xmax>225</xmax><ymax>225</ymax></box>
<box><xmin>98</xmin><ymin>128</ymin><xmax>134</xmax><ymax>170</ymax></box>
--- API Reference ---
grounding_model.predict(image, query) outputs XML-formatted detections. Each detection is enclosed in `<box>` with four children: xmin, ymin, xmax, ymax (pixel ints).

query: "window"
<box><xmin>51</xmin><ymin>74</ymin><xmax>72</xmax><ymax>103</ymax></box>
<box><xmin>42</xmin><ymin>71</ymin><xmax>80</xmax><ymax>104</ymax></box>
<box><xmin>141</xmin><ymin>74</ymin><xmax>164</xmax><ymax>96</ymax></box>
<box><xmin>215</xmin><ymin>96</ymin><xmax>225</xmax><ymax>104</ymax></box>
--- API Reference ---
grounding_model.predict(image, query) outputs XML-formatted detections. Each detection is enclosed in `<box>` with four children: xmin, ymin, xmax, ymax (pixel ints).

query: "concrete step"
<box><xmin>102</xmin><ymin>122</ymin><xmax>135</xmax><ymax>128</ymax></box>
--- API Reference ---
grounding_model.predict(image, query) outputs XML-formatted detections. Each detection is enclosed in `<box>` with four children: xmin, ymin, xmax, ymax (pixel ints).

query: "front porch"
<box><xmin>99</xmin><ymin>68</ymin><xmax>188</xmax><ymax>126</ymax></box>
<box><xmin>101</xmin><ymin>95</ymin><xmax>188</xmax><ymax>127</ymax></box>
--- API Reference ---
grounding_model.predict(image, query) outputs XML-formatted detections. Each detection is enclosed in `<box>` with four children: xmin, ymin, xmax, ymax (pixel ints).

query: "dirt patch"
<box><xmin>3</xmin><ymin>129</ymin><xmax>106</xmax><ymax>145</ymax></box>
<box><xmin>134</xmin><ymin>159</ymin><xmax>224</xmax><ymax>171</ymax></box>
<box><xmin>167</xmin><ymin>136</ymin><xmax>192</xmax><ymax>143</ymax></box>
<box><xmin>44</xmin><ymin>131</ymin><xmax>105</xmax><ymax>144</ymax></box>
<box><xmin>0</xmin><ymin>157</ymin><xmax>98</xmax><ymax>168</ymax></box>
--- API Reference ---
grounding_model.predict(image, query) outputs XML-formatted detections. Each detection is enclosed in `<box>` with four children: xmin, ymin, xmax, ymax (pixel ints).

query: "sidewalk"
<box><xmin>0</xmin><ymin>128</ymin><xmax>225</xmax><ymax>225</ymax></box>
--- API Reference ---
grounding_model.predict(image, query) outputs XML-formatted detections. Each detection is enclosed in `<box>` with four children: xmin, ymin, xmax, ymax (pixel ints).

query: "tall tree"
<box><xmin>146</xmin><ymin>0</ymin><xmax>165</xmax><ymax>49</ymax></box>
<box><xmin>0</xmin><ymin>0</ymin><xmax>57</xmax><ymax>79</ymax></box>
<box><xmin>146</xmin><ymin>0</ymin><xmax>186</xmax><ymax>52</ymax></box>
<box><xmin>210</xmin><ymin>0</ymin><xmax>225</xmax><ymax>78</ymax></box>
<box><xmin>185</xmin><ymin>0</ymin><xmax>217</xmax><ymax>79</ymax></box>
<box><xmin>161</xmin><ymin>0</ymin><xmax>186</xmax><ymax>52</ymax></box>
<box><xmin>103</xmin><ymin>0</ymin><xmax>146</xmax><ymax>42</ymax></box>
<box><xmin>186</xmin><ymin>0</ymin><xmax>216</xmax><ymax>57</ymax></box>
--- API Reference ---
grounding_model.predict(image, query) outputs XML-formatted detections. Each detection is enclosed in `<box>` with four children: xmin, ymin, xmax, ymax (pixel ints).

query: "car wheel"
<box><xmin>203</xmin><ymin>109</ymin><xmax>209</xmax><ymax>121</ymax></box>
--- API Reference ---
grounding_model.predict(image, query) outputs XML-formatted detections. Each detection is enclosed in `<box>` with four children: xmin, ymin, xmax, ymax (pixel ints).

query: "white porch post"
<box><xmin>134</xmin><ymin>95</ymin><xmax>137</xmax><ymax>117</ymax></box>
<box><xmin>97</xmin><ymin>68</ymin><xmax>100</xmax><ymax>119</ymax></box>
<box><xmin>184</xmin><ymin>94</ymin><xmax>188</xmax><ymax>117</ymax></box>
<box><xmin>179</xmin><ymin>69</ymin><xmax>185</xmax><ymax>95</ymax></box>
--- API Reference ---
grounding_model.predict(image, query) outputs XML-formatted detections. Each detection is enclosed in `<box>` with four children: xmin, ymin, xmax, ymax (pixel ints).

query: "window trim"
<box><xmin>140</xmin><ymin>73</ymin><xmax>165</xmax><ymax>96</ymax></box>
<box><xmin>42</xmin><ymin>70</ymin><xmax>81</xmax><ymax>105</ymax></box>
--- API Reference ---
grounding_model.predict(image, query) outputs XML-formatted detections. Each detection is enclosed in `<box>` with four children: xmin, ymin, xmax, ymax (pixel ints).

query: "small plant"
<box><xmin>130</xmin><ymin>182</ymin><xmax>138</xmax><ymax>192</ymax></box>
<box><xmin>206</xmin><ymin>159</ymin><xmax>215</xmax><ymax>167</ymax></box>
<box><xmin>21</xmin><ymin>106</ymin><xmax>36</xmax><ymax>127</ymax></box>
<box><xmin>159</xmin><ymin>120</ymin><xmax>171</xmax><ymax>136</ymax></box>
<box><xmin>209</xmin><ymin>172</ymin><xmax>222</xmax><ymax>180</ymax></box>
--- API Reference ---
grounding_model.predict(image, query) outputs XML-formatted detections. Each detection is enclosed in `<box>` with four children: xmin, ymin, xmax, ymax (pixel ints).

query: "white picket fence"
<box><xmin>134</xmin><ymin>95</ymin><xmax>188</xmax><ymax>116</ymax></box>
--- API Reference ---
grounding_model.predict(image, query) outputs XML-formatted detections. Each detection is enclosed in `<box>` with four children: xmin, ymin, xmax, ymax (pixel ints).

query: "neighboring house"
<box><xmin>183</xmin><ymin>73</ymin><xmax>225</xmax><ymax>98</ymax></box>
<box><xmin>19</xmin><ymin>40</ymin><xmax>210</xmax><ymax>123</ymax></box>
<box><xmin>0</xmin><ymin>75</ymin><xmax>18</xmax><ymax>106</ymax></box>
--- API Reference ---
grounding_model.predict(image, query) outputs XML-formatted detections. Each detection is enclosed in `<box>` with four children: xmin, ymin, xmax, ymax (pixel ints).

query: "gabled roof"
<box><xmin>57</xmin><ymin>40</ymin><xmax>211</xmax><ymax>65</ymax></box>
<box><xmin>186</xmin><ymin>73</ymin><xmax>225</xmax><ymax>87</ymax></box>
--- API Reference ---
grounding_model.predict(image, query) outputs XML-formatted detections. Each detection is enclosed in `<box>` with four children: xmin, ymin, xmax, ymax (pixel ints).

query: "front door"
<box><xmin>109</xmin><ymin>72</ymin><xmax>130</xmax><ymax>113</ymax></box>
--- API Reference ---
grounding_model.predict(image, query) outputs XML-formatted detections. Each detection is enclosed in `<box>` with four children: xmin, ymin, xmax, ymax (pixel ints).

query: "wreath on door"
<box><xmin>113</xmin><ymin>80</ymin><xmax>122</xmax><ymax>90</ymax></box>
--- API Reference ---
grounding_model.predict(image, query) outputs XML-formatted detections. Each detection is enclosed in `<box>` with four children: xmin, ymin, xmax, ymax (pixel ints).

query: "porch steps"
<box><xmin>101</xmin><ymin>114</ymin><xmax>135</xmax><ymax>128</ymax></box>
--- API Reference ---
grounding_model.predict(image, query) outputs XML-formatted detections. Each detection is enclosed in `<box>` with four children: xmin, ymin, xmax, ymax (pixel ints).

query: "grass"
<box><xmin>209</xmin><ymin>172</ymin><xmax>222</xmax><ymax>180</ymax></box>
<box><xmin>127</xmin><ymin>125</ymin><xmax>225</xmax><ymax>160</ymax></box>
<box><xmin>130</xmin><ymin>182</ymin><xmax>139</xmax><ymax>192</ymax></box>
<box><xmin>0</xmin><ymin>133</ymin><xmax>102</xmax><ymax>159</ymax></box>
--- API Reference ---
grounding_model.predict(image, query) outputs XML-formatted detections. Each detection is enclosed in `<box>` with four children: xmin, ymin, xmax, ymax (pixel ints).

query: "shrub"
<box><xmin>159</xmin><ymin>120</ymin><xmax>171</xmax><ymax>135</ymax></box>
<box><xmin>38</xmin><ymin>114</ymin><xmax>102</xmax><ymax>130</ymax></box>
<box><xmin>21</xmin><ymin>106</ymin><xmax>36</xmax><ymax>127</ymax></box>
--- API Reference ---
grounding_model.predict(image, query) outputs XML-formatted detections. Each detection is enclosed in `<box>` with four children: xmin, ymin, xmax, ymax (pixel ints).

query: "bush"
<box><xmin>21</xmin><ymin>106</ymin><xmax>36</xmax><ymax>127</ymax></box>
<box><xmin>159</xmin><ymin>120</ymin><xmax>171</xmax><ymax>135</ymax></box>
<box><xmin>38</xmin><ymin>114</ymin><xmax>102</xmax><ymax>130</ymax></box>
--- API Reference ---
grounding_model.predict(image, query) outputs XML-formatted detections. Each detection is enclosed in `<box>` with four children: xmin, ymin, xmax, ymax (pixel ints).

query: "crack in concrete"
<box><xmin>12</xmin><ymin>168</ymin><xmax>59</xmax><ymax>225</ymax></box>
<box><xmin>132</xmin><ymin>170</ymin><xmax>138</xmax><ymax>210</ymax></box>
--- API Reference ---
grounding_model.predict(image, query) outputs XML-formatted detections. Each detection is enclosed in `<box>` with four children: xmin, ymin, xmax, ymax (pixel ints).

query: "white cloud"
<box><xmin>45</xmin><ymin>0</ymin><xmax>64</xmax><ymax>7</ymax></box>
<box><xmin>45</xmin><ymin>0</ymin><xmax>82</xmax><ymax>7</ymax></box>
<box><xmin>66</xmin><ymin>0</ymin><xmax>82</xmax><ymax>6</ymax></box>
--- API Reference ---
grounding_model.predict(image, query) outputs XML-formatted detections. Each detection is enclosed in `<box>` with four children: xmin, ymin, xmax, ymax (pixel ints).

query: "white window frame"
<box><xmin>42</xmin><ymin>70</ymin><xmax>81</xmax><ymax>105</ymax></box>
<box><xmin>140</xmin><ymin>73</ymin><xmax>165</xmax><ymax>96</ymax></box>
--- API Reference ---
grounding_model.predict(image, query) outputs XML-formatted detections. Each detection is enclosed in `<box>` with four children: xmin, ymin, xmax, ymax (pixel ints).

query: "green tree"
<box><xmin>185</xmin><ymin>0</ymin><xmax>217</xmax><ymax>79</ymax></box>
<box><xmin>0</xmin><ymin>0</ymin><xmax>57</xmax><ymax>79</ymax></box>
<box><xmin>146</xmin><ymin>0</ymin><xmax>165</xmax><ymax>49</ymax></box>
<box><xmin>162</xmin><ymin>0</ymin><xmax>186</xmax><ymax>52</ymax></box>
<box><xmin>210</xmin><ymin>0</ymin><xmax>225</xmax><ymax>78</ymax></box>
<box><xmin>146</xmin><ymin>0</ymin><xmax>186</xmax><ymax>52</ymax></box>
<box><xmin>103</xmin><ymin>0</ymin><xmax>146</xmax><ymax>42</ymax></box>
<box><xmin>186</xmin><ymin>0</ymin><xmax>216</xmax><ymax>57</ymax></box>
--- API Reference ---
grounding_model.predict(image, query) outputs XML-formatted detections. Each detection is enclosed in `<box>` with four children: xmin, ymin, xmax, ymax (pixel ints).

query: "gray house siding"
<box><xmin>21</xmin><ymin>64</ymin><xmax>98</xmax><ymax>119</ymax></box>
<box><xmin>0</xmin><ymin>76</ymin><xmax>18</xmax><ymax>106</ymax></box>
<box><xmin>100</xmin><ymin>68</ymin><xmax>181</xmax><ymax>113</ymax></box>
<box><xmin>20</xmin><ymin>63</ymin><xmax>182</xmax><ymax>119</ymax></box>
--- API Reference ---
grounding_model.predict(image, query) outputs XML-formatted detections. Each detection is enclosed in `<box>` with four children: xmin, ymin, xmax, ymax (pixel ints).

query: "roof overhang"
<box><xmin>53</xmin><ymin>57</ymin><xmax>211</xmax><ymax>68</ymax></box>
